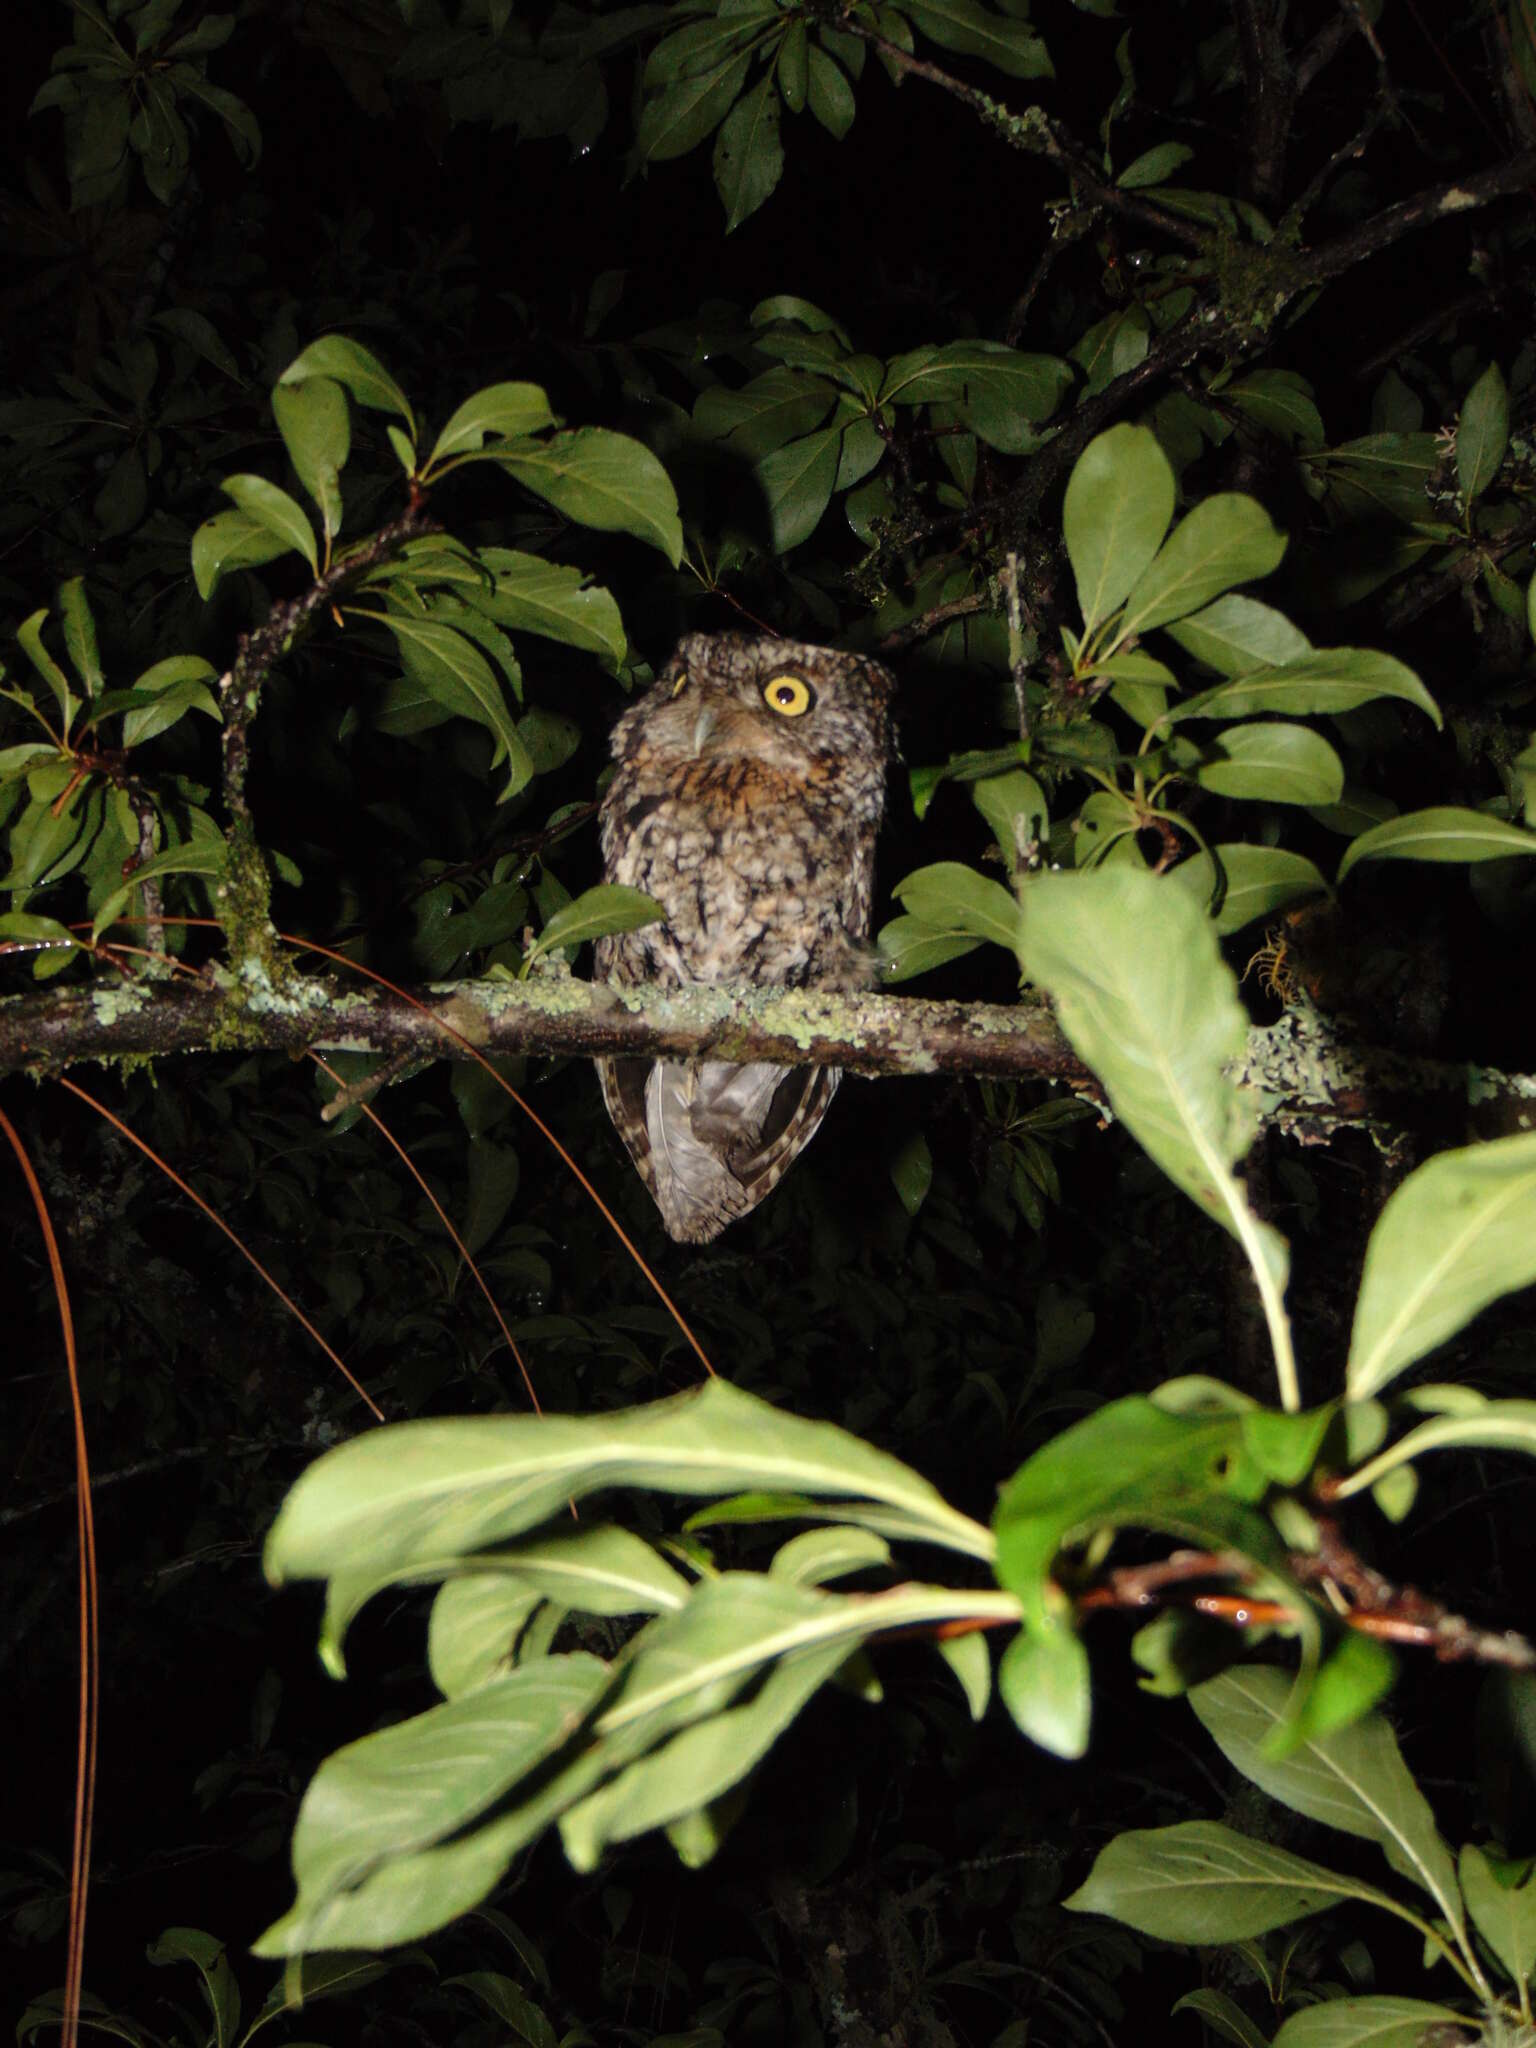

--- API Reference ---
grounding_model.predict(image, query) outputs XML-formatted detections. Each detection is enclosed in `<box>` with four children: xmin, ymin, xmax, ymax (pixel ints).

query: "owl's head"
<box><xmin>619</xmin><ymin>631</ymin><xmax>895</xmax><ymax>774</ymax></box>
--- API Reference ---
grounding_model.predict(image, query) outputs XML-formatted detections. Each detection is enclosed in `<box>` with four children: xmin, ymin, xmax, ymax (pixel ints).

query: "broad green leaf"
<box><xmin>937</xmin><ymin>1629</ymin><xmax>991</xmax><ymax>1721</ymax></box>
<box><xmin>473</xmin><ymin>549</ymin><xmax>626</xmax><ymax>661</ymax></box>
<box><xmin>754</xmin><ymin>425</ymin><xmax>840</xmax><ymax>551</ymax></box>
<box><xmin>1338</xmin><ymin>1401</ymin><xmax>1536</xmax><ymax>1499</ymax></box>
<box><xmin>427</xmin><ymin>383</ymin><xmax>556</xmax><ymax>468</ymax></box>
<box><xmin>1457</xmin><ymin>362</ymin><xmax>1508</xmax><ymax>504</ymax></box>
<box><xmin>271</xmin><ymin>376</ymin><xmax>349</xmax><ymax>540</ymax></box>
<box><xmin>149</xmin><ymin>306</ymin><xmax>242</xmax><ymax>381</ymax></box>
<box><xmin>264</xmin><ymin>1380</ymin><xmax>991</xmax><ymax>1586</ymax></box>
<box><xmin>1064</xmin><ymin>1820</ymin><xmax>1393</xmax><ymax>1940</ymax></box>
<box><xmin>1460</xmin><ymin>1843</ymin><xmax>1536</xmax><ymax>1993</ymax></box>
<box><xmin>805</xmin><ymin>43</ymin><xmax>855</xmax><ymax>135</ymax></box>
<box><xmin>892</xmin><ymin>861</ymin><xmax>1021</xmax><ymax>955</ymax></box>
<box><xmin>902</xmin><ymin>0</ymin><xmax>1052</xmax><ymax>78</ymax></box>
<box><xmin>1168</xmin><ymin>843</ymin><xmax>1329</xmax><ymax>935</ymax></box>
<box><xmin>515</xmin><ymin>707</ymin><xmax>580</xmax><ymax>775</ymax></box>
<box><xmin>1020</xmin><ymin>871</ymin><xmax>1289</xmax><ymax>1350</ymax></box>
<box><xmin>1224</xmin><ymin>371</ymin><xmax>1324</xmax><ymax>450</ymax></box>
<box><xmin>16</xmin><ymin>611</ymin><xmax>78</xmax><ymax>731</ymax></box>
<box><xmin>712</xmin><ymin>69</ymin><xmax>783</xmax><ymax>230</ymax></box>
<box><xmin>90</xmin><ymin>832</ymin><xmax>227</xmax><ymax>940</ymax></box>
<box><xmin>637</xmin><ymin>52</ymin><xmax>752</xmax><ymax>161</ymax></box>
<box><xmin>888</xmin><ymin>1130</ymin><xmax>932</xmax><ymax>1217</ymax></box>
<box><xmin>0</xmin><ymin>913</ymin><xmax>76</xmax><ymax>957</ymax></box>
<box><xmin>1190</xmin><ymin>1667</ymin><xmax>1465</xmax><ymax>1932</ymax></box>
<box><xmin>1337</xmin><ymin>805</ymin><xmax>1536</xmax><ymax>881</ymax></box>
<box><xmin>253</xmin><ymin>1657</ymin><xmax>613</xmax><ymax>1955</ymax></box>
<box><xmin>1271</xmin><ymin>2000</ymin><xmax>1476</xmax><ymax>2048</ymax></box>
<box><xmin>121</xmin><ymin>656</ymin><xmax>220</xmax><ymax>747</ymax></box>
<box><xmin>1170</xmin><ymin>1988</ymin><xmax>1269</xmax><ymax>2048</ymax></box>
<box><xmin>881</xmin><ymin>341</ymin><xmax>1072</xmax><ymax>453</ymax></box>
<box><xmin>1062</xmin><ymin>424</ymin><xmax>1174</xmax><ymax>635</ymax></box>
<box><xmin>495</xmin><ymin>428</ymin><xmax>683</xmax><ymax>565</ymax></box>
<box><xmin>57</xmin><ymin>578</ymin><xmax>103</xmax><ymax>698</ymax></box>
<box><xmin>1171</xmin><ymin>648</ymin><xmax>1441</xmax><ymax>730</ymax></box>
<box><xmin>375</xmin><ymin>613</ymin><xmax>531</xmax><ymax>802</ymax></box>
<box><xmin>770</xmin><ymin>1525</ymin><xmax>892</xmax><ymax>1586</ymax></box>
<box><xmin>778</xmin><ymin>18</ymin><xmax>808</xmax><ymax>109</ymax></box>
<box><xmin>876</xmin><ymin>914</ymin><xmax>984</xmax><ymax>981</ymax></box>
<box><xmin>279</xmin><ymin>336</ymin><xmax>416</xmax><ymax>438</ymax></box>
<box><xmin>997</xmin><ymin>1623</ymin><xmax>1090</xmax><ymax>1758</ymax></box>
<box><xmin>526</xmin><ymin>883</ymin><xmax>662</xmax><ymax>963</ymax></box>
<box><xmin>644</xmin><ymin>15</ymin><xmax>765</xmax><ymax>86</ymax></box>
<box><xmin>219</xmin><ymin>474</ymin><xmax>317</xmax><ymax>571</ymax></box>
<box><xmin>558</xmin><ymin>1576</ymin><xmax>858</xmax><ymax>1867</ymax></box>
<box><xmin>448</xmin><ymin>1975</ymin><xmax>557</xmax><ymax>2048</ymax></box>
<box><xmin>1194</xmin><ymin>723</ymin><xmax>1344</xmax><ymax>806</ymax></box>
<box><xmin>693</xmin><ymin>365</ymin><xmax>838</xmax><ymax>456</ymax></box>
<box><xmin>1347</xmin><ymin>1132</ymin><xmax>1536</xmax><ymax>1399</ymax></box>
<box><xmin>1163</xmin><ymin>593</ymin><xmax>1311</xmax><ymax>676</ymax></box>
<box><xmin>972</xmin><ymin>769</ymin><xmax>1048</xmax><ymax>874</ymax></box>
<box><xmin>1117</xmin><ymin>495</ymin><xmax>1287</xmax><ymax>639</ymax></box>
<box><xmin>1117</xmin><ymin>141</ymin><xmax>1194</xmax><ymax>188</ymax></box>
<box><xmin>427</xmin><ymin>1576</ymin><xmax>544</xmax><ymax>1699</ymax></box>
<box><xmin>146</xmin><ymin>1929</ymin><xmax>238</xmax><ymax>2048</ymax></box>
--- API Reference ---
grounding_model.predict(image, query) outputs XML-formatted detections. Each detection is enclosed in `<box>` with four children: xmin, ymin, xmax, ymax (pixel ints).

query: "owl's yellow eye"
<box><xmin>763</xmin><ymin>673</ymin><xmax>814</xmax><ymax>718</ymax></box>
<box><xmin>671</xmin><ymin>669</ymin><xmax>690</xmax><ymax>698</ymax></box>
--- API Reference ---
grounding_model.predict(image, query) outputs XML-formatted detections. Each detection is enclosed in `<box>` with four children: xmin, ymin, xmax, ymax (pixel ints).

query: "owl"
<box><xmin>594</xmin><ymin>631</ymin><xmax>896</xmax><ymax>1244</ymax></box>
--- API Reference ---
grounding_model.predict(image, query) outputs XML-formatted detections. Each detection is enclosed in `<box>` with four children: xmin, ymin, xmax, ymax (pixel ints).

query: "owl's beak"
<box><xmin>690</xmin><ymin>707</ymin><xmax>718</xmax><ymax>757</ymax></box>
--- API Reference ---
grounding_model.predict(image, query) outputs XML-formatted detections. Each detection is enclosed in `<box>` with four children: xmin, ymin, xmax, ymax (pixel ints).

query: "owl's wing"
<box><xmin>597</xmin><ymin>1056</ymin><xmax>840</xmax><ymax>1243</ymax></box>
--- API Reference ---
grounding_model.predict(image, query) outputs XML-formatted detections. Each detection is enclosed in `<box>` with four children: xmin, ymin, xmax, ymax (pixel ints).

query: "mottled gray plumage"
<box><xmin>594</xmin><ymin>631</ymin><xmax>895</xmax><ymax>1243</ymax></box>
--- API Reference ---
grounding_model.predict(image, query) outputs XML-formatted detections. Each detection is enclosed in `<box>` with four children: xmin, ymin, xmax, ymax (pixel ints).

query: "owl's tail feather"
<box><xmin>645</xmin><ymin>1059</ymin><xmax>841</xmax><ymax>1243</ymax></box>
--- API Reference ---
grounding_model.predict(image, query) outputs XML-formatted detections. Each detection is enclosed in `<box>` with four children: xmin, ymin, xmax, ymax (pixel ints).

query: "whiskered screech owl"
<box><xmin>594</xmin><ymin>631</ymin><xmax>896</xmax><ymax>1244</ymax></box>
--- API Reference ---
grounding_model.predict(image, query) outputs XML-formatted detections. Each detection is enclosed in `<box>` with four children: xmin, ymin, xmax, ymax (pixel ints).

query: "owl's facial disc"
<box><xmin>762</xmin><ymin>673</ymin><xmax>815</xmax><ymax>718</ymax></box>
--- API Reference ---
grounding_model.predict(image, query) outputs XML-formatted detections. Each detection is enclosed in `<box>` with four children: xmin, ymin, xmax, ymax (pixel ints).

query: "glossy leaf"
<box><xmin>806</xmin><ymin>44</ymin><xmax>855</xmax><ymax>135</ymax></box>
<box><xmin>1270</xmin><ymin>2000</ymin><xmax>1481</xmax><ymax>2048</ymax></box>
<box><xmin>279</xmin><ymin>335</ymin><xmax>416</xmax><ymax>438</ymax></box>
<box><xmin>495</xmin><ymin>428</ymin><xmax>684</xmax><ymax>565</ymax></box>
<box><xmin>876</xmin><ymin>914</ymin><xmax>984</xmax><ymax>981</ymax></box>
<box><xmin>218</xmin><ymin>474</ymin><xmax>317</xmax><ymax>571</ymax></box>
<box><xmin>1347</xmin><ymin>1132</ymin><xmax>1536</xmax><ymax>1399</ymax></box>
<box><xmin>892</xmin><ymin>861</ymin><xmax>1022</xmax><ymax>955</ymax></box>
<box><xmin>1117</xmin><ymin>495</ymin><xmax>1287</xmax><ymax>638</ymax></box>
<box><xmin>902</xmin><ymin>0</ymin><xmax>1052</xmax><ymax>79</ymax></box>
<box><xmin>1460</xmin><ymin>1842</ymin><xmax>1536</xmax><ymax>1992</ymax></box>
<box><xmin>1337</xmin><ymin>805</ymin><xmax>1536</xmax><ymax>881</ymax></box>
<box><xmin>637</xmin><ymin>52</ymin><xmax>752</xmax><ymax>161</ymax></box>
<box><xmin>1168</xmin><ymin>844</ymin><xmax>1329</xmax><ymax>935</ymax></box>
<box><xmin>1194</xmin><ymin>723</ymin><xmax>1344</xmax><ymax>806</ymax></box>
<box><xmin>374</xmin><ymin>614</ymin><xmax>531</xmax><ymax>802</ymax></box>
<box><xmin>527</xmin><ymin>883</ymin><xmax>663</xmax><ymax>963</ymax></box>
<box><xmin>712</xmin><ymin>70</ymin><xmax>783</xmax><ymax>230</ymax></box>
<box><xmin>57</xmin><ymin>579</ymin><xmax>103</xmax><ymax>698</ymax></box>
<box><xmin>1171</xmin><ymin>647</ymin><xmax>1441</xmax><ymax>729</ymax></box>
<box><xmin>1457</xmin><ymin>361</ymin><xmax>1507</xmax><ymax>504</ymax></box>
<box><xmin>427</xmin><ymin>382</ymin><xmax>557</xmax><ymax>467</ymax></box>
<box><xmin>882</xmin><ymin>341</ymin><xmax>1072</xmax><ymax>453</ymax></box>
<box><xmin>1163</xmin><ymin>593</ymin><xmax>1311</xmax><ymax>676</ymax></box>
<box><xmin>271</xmin><ymin>376</ymin><xmax>349</xmax><ymax>540</ymax></box>
<box><xmin>693</xmin><ymin>366</ymin><xmax>838</xmax><ymax>457</ymax></box>
<box><xmin>476</xmin><ymin>550</ymin><xmax>627</xmax><ymax>661</ymax></box>
<box><xmin>1064</xmin><ymin>1820</ymin><xmax>1386</xmax><ymax>1940</ymax></box>
<box><xmin>1062</xmin><ymin>424</ymin><xmax>1174</xmax><ymax>635</ymax></box>
<box><xmin>754</xmin><ymin>425</ymin><xmax>840</xmax><ymax>551</ymax></box>
<box><xmin>1190</xmin><ymin>1667</ymin><xmax>1465</xmax><ymax>1931</ymax></box>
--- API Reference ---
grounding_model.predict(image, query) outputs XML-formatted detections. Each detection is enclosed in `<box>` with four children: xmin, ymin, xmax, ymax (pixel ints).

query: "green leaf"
<box><xmin>1269</xmin><ymin>1999</ymin><xmax>1483</xmax><ymax>2048</ymax></box>
<box><xmin>1460</xmin><ymin>1842</ymin><xmax>1536</xmax><ymax>1993</ymax></box>
<box><xmin>973</xmin><ymin>769</ymin><xmax>1048</xmax><ymax>874</ymax></box>
<box><xmin>637</xmin><ymin>52</ymin><xmax>752</xmax><ymax>161</ymax></box>
<box><xmin>1063</xmin><ymin>1820</ymin><xmax>1391</xmax><ymax>1940</ymax></box>
<box><xmin>1117</xmin><ymin>495</ymin><xmax>1287</xmax><ymax>638</ymax></box>
<box><xmin>712</xmin><ymin>69</ymin><xmax>783</xmax><ymax>230</ymax></box>
<box><xmin>892</xmin><ymin>861</ymin><xmax>1022</xmax><ymax>955</ymax></box>
<box><xmin>17</xmin><ymin>610</ymin><xmax>78</xmax><ymax>732</ymax></box>
<box><xmin>902</xmin><ymin>0</ymin><xmax>1052</xmax><ymax>78</ymax></box>
<box><xmin>1457</xmin><ymin>362</ymin><xmax>1508</xmax><ymax>504</ymax></box>
<box><xmin>1167</xmin><ymin>844</ymin><xmax>1328</xmax><ymax>936</ymax></box>
<box><xmin>1063</xmin><ymin>424</ymin><xmax>1175</xmax><ymax>636</ymax></box>
<box><xmin>473</xmin><ymin>550</ymin><xmax>626</xmax><ymax>662</ymax></box>
<box><xmin>694</xmin><ymin>366</ymin><xmax>838</xmax><ymax>456</ymax></box>
<box><xmin>271</xmin><ymin>377</ymin><xmax>349</xmax><ymax>542</ymax></box>
<box><xmin>375</xmin><ymin>613</ymin><xmax>532</xmax><ymax>802</ymax></box>
<box><xmin>495</xmin><ymin>428</ymin><xmax>684</xmax><ymax>565</ymax></box>
<box><xmin>997</xmin><ymin>1624</ymin><xmax>1090</xmax><ymax>1759</ymax></box>
<box><xmin>1162</xmin><ymin>593</ymin><xmax>1311</xmax><ymax>676</ymax></box>
<box><xmin>526</xmin><ymin>883</ymin><xmax>662</xmax><ymax>964</ymax></box>
<box><xmin>753</xmin><ymin>426</ymin><xmax>841</xmax><ymax>551</ymax></box>
<box><xmin>876</xmin><ymin>914</ymin><xmax>984</xmax><ymax>982</ymax></box>
<box><xmin>121</xmin><ymin>655</ymin><xmax>220</xmax><ymax>747</ymax></box>
<box><xmin>1337</xmin><ymin>805</ymin><xmax>1536</xmax><ymax>882</ymax></box>
<box><xmin>1189</xmin><ymin>1667</ymin><xmax>1465</xmax><ymax>1931</ymax></box>
<box><xmin>1019</xmin><ymin>871</ymin><xmax>1289</xmax><ymax>1346</ymax></box>
<box><xmin>1117</xmin><ymin>141</ymin><xmax>1194</xmax><ymax>188</ymax></box>
<box><xmin>279</xmin><ymin>335</ymin><xmax>416</xmax><ymax>438</ymax></box>
<box><xmin>218</xmin><ymin>474</ymin><xmax>317</xmax><ymax>571</ymax></box>
<box><xmin>265</xmin><ymin>1381</ymin><xmax>991</xmax><ymax>1588</ymax></box>
<box><xmin>1224</xmin><ymin>371</ymin><xmax>1324</xmax><ymax>450</ymax></box>
<box><xmin>889</xmin><ymin>1131</ymin><xmax>933</xmax><ymax>1216</ymax></box>
<box><xmin>1171</xmin><ymin>647</ymin><xmax>1441</xmax><ymax>729</ymax></box>
<box><xmin>1194</xmin><ymin>724</ymin><xmax>1344</xmax><ymax>806</ymax></box>
<box><xmin>1347</xmin><ymin>1132</ymin><xmax>1536</xmax><ymax>1399</ymax></box>
<box><xmin>427</xmin><ymin>383</ymin><xmax>557</xmax><ymax>468</ymax></box>
<box><xmin>778</xmin><ymin>18</ymin><xmax>808</xmax><ymax>109</ymax></box>
<box><xmin>1170</xmin><ymin>1989</ymin><xmax>1269</xmax><ymax>2048</ymax></box>
<box><xmin>57</xmin><ymin>579</ymin><xmax>103</xmax><ymax>698</ymax></box>
<box><xmin>881</xmin><ymin>341</ymin><xmax>1072</xmax><ymax>453</ymax></box>
<box><xmin>190</xmin><ymin>509</ymin><xmax>292</xmax><ymax>600</ymax></box>
<box><xmin>90</xmin><ymin>831</ymin><xmax>227</xmax><ymax>941</ymax></box>
<box><xmin>146</xmin><ymin>1929</ymin><xmax>239</xmax><ymax>2048</ymax></box>
<box><xmin>805</xmin><ymin>44</ymin><xmax>855</xmax><ymax>135</ymax></box>
<box><xmin>771</xmin><ymin>1525</ymin><xmax>892</xmax><ymax>1585</ymax></box>
<box><xmin>253</xmin><ymin>1658</ymin><xmax>614</xmax><ymax>1956</ymax></box>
